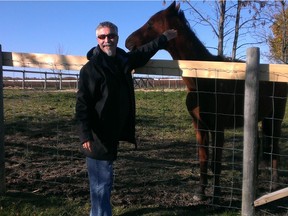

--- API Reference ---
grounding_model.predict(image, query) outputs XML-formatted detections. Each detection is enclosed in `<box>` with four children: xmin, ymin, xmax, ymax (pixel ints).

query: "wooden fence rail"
<box><xmin>2</xmin><ymin>70</ymin><xmax>185</xmax><ymax>90</ymax></box>
<box><xmin>3</xmin><ymin>69</ymin><xmax>79</xmax><ymax>90</ymax></box>
<box><xmin>1</xmin><ymin>49</ymin><xmax>288</xmax><ymax>214</ymax></box>
<box><xmin>2</xmin><ymin>51</ymin><xmax>288</xmax><ymax>82</ymax></box>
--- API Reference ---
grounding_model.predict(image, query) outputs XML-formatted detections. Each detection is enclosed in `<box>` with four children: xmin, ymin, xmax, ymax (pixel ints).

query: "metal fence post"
<box><xmin>22</xmin><ymin>70</ymin><xmax>25</xmax><ymax>89</ymax></box>
<box><xmin>241</xmin><ymin>47</ymin><xmax>260</xmax><ymax>216</ymax></box>
<box><xmin>76</xmin><ymin>74</ymin><xmax>79</xmax><ymax>89</ymax></box>
<box><xmin>0</xmin><ymin>44</ymin><xmax>6</xmax><ymax>194</ymax></box>
<box><xmin>44</xmin><ymin>72</ymin><xmax>47</xmax><ymax>90</ymax></box>
<box><xmin>59</xmin><ymin>73</ymin><xmax>62</xmax><ymax>90</ymax></box>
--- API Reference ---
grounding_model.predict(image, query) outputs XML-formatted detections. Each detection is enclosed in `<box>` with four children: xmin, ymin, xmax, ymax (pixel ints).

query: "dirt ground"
<box><xmin>4</xmin><ymin>130</ymin><xmax>202</xmax><ymax>206</ymax></box>
<box><xmin>4</xmin><ymin>131</ymin><xmax>288</xmax><ymax>215</ymax></box>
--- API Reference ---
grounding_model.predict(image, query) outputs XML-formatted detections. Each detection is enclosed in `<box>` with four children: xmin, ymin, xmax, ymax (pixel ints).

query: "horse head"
<box><xmin>126</xmin><ymin>1</ymin><xmax>214</xmax><ymax>60</ymax></box>
<box><xmin>125</xmin><ymin>1</ymin><xmax>181</xmax><ymax>58</ymax></box>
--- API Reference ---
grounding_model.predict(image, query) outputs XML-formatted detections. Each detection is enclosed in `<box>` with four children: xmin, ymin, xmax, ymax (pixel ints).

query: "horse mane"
<box><xmin>175</xmin><ymin>9</ymin><xmax>229</xmax><ymax>61</ymax></box>
<box><xmin>176</xmin><ymin>10</ymin><xmax>188</xmax><ymax>26</ymax></box>
<box><xmin>176</xmin><ymin>10</ymin><xmax>202</xmax><ymax>47</ymax></box>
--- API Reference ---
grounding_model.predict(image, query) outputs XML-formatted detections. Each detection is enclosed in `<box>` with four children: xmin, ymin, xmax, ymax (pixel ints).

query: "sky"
<box><xmin>0</xmin><ymin>1</ymin><xmax>270</xmax><ymax>62</ymax></box>
<box><xmin>0</xmin><ymin>0</ymin><xmax>227</xmax><ymax>61</ymax></box>
<box><xmin>0</xmin><ymin>1</ymin><xmax>180</xmax><ymax>60</ymax></box>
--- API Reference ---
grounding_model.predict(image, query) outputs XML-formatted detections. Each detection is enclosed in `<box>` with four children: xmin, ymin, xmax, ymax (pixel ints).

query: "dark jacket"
<box><xmin>76</xmin><ymin>35</ymin><xmax>168</xmax><ymax>160</ymax></box>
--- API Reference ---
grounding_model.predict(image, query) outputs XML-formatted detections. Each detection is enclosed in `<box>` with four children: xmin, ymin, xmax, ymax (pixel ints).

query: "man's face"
<box><xmin>97</xmin><ymin>27</ymin><xmax>118</xmax><ymax>56</ymax></box>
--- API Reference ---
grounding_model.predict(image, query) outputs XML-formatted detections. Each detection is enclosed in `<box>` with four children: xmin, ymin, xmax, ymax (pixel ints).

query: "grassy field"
<box><xmin>1</xmin><ymin>89</ymin><xmax>288</xmax><ymax>215</ymax></box>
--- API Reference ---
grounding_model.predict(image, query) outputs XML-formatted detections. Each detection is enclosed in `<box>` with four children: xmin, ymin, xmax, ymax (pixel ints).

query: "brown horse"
<box><xmin>125</xmin><ymin>1</ymin><xmax>287</xmax><ymax>201</ymax></box>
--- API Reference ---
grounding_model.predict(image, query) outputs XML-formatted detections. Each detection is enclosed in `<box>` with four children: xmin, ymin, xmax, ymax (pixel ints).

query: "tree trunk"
<box><xmin>218</xmin><ymin>0</ymin><xmax>226</xmax><ymax>56</ymax></box>
<box><xmin>232</xmin><ymin>1</ymin><xmax>242</xmax><ymax>60</ymax></box>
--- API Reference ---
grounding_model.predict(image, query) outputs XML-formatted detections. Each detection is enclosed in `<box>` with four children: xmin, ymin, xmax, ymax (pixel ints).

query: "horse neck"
<box><xmin>166</xmin><ymin>30</ymin><xmax>219</xmax><ymax>91</ymax></box>
<box><xmin>166</xmin><ymin>30</ymin><xmax>217</xmax><ymax>61</ymax></box>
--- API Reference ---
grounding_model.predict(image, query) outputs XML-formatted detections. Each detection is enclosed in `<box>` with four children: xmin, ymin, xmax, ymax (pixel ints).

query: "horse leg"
<box><xmin>193</xmin><ymin>121</ymin><xmax>209</xmax><ymax>201</ymax></box>
<box><xmin>262</xmin><ymin>92</ymin><xmax>286</xmax><ymax>191</ymax></box>
<box><xmin>262</xmin><ymin>117</ymin><xmax>280</xmax><ymax>190</ymax></box>
<box><xmin>211</xmin><ymin>130</ymin><xmax>224</xmax><ymax>202</ymax></box>
<box><xmin>262</xmin><ymin>110</ymin><xmax>285</xmax><ymax>191</ymax></box>
<box><xmin>261</xmin><ymin>84</ymin><xmax>287</xmax><ymax>191</ymax></box>
<box><xmin>186</xmin><ymin>91</ymin><xmax>209</xmax><ymax>201</ymax></box>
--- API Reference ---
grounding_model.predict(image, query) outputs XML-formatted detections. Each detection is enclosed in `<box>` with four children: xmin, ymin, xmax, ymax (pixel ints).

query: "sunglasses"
<box><xmin>97</xmin><ymin>33</ymin><xmax>118</xmax><ymax>40</ymax></box>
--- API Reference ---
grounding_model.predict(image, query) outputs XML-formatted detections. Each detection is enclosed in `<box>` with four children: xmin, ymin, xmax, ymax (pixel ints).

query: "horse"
<box><xmin>125</xmin><ymin>1</ymin><xmax>287</xmax><ymax>201</ymax></box>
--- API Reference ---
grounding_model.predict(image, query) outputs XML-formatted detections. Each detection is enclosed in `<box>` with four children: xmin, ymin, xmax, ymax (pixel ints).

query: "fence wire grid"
<box><xmin>1</xmin><ymin>55</ymin><xmax>288</xmax><ymax>215</ymax></box>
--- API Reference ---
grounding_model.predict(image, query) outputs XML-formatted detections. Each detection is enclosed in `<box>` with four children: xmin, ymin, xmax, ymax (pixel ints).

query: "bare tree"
<box><xmin>181</xmin><ymin>0</ymin><xmax>268</xmax><ymax>60</ymax></box>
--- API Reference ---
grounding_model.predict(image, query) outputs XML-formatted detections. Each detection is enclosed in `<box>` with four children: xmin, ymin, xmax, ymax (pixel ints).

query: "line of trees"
<box><xmin>164</xmin><ymin>0</ymin><xmax>287</xmax><ymax>63</ymax></box>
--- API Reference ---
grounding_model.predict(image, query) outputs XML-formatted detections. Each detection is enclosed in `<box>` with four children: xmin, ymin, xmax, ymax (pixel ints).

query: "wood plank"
<box><xmin>259</xmin><ymin>63</ymin><xmax>288</xmax><ymax>83</ymax></box>
<box><xmin>254</xmin><ymin>187</ymin><xmax>288</xmax><ymax>207</ymax></box>
<box><xmin>2</xmin><ymin>52</ymin><xmax>288</xmax><ymax>82</ymax></box>
<box><xmin>135</xmin><ymin>60</ymin><xmax>288</xmax><ymax>82</ymax></box>
<box><xmin>179</xmin><ymin>60</ymin><xmax>246</xmax><ymax>80</ymax></box>
<box><xmin>2</xmin><ymin>52</ymin><xmax>88</xmax><ymax>71</ymax></box>
<box><xmin>134</xmin><ymin>59</ymin><xmax>182</xmax><ymax>76</ymax></box>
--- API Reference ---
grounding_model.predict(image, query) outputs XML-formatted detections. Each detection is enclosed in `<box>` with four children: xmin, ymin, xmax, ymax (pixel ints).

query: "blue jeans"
<box><xmin>86</xmin><ymin>157</ymin><xmax>114</xmax><ymax>216</ymax></box>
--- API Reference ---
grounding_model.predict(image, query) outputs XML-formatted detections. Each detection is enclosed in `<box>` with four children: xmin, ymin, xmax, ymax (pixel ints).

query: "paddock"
<box><xmin>1</xmin><ymin>47</ymin><xmax>288</xmax><ymax>215</ymax></box>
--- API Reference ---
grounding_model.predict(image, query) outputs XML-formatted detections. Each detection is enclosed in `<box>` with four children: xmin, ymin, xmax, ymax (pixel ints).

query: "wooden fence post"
<box><xmin>0</xmin><ymin>44</ymin><xmax>6</xmax><ymax>194</ymax></box>
<box><xmin>241</xmin><ymin>47</ymin><xmax>260</xmax><ymax>215</ymax></box>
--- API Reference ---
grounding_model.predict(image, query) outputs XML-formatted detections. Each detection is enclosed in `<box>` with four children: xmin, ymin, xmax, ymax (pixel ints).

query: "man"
<box><xmin>75</xmin><ymin>21</ymin><xmax>177</xmax><ymax>216</ymax></box>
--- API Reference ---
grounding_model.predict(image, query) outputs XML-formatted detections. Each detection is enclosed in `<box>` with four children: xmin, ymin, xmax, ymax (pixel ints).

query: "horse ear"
<box><xmin>175</xmin><ymin>2</ymin><xmax>180</xmax><ymax>11</ymax></box>
<box><xmin>168</xmin><ymin>1</ymin><xmax>176</xmax><ymax>10</ymax></box>
<box><xmin>167</xmin><ymin>1</ymin><xmax>180</xmax><ymax>12</ymax></box>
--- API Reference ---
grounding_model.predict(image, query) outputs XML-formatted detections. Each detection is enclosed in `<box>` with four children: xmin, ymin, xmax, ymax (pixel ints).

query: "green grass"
<box><xmin>0</xmin><ymin>192</ymin><xmax>90</xmax><ymax>216</ymax></box>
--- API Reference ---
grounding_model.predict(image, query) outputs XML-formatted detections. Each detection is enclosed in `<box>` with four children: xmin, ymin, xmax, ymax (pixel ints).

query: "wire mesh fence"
<box><xmin>1</xmin><ymin>51</ymin><xmax>288</xmax><ymax>215</ymax></box>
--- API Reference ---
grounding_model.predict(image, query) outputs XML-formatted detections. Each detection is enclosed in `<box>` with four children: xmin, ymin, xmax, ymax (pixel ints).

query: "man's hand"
<box><xmin>82</xmin><ymin>141</ymin><xmax>92</xmax><ymax>152</ymax></box>
<box><xmin>163</xmin><ymin>29</ymin><xmax>177</xmax><ymax>41</ymax></box>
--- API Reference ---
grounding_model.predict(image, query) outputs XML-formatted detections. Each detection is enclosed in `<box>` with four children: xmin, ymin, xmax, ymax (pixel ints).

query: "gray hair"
<box><xmin>96</xmin><ymin>21</ymin><xmax>118</xmax><ymax>36</ymax></box>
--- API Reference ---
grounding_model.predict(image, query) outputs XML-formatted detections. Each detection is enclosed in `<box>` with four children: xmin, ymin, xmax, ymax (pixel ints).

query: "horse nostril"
<box><xmin>125</xmin><ymin>41</ymin><xmax>135</xmax><ymax>51</ymax></box>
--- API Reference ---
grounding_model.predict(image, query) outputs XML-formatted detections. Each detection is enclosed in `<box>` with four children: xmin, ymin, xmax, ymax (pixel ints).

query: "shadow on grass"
<box><xmin>118</xmin><ymin>204</ymin><xmax>239</xmax><ymax>216</ymax></box>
